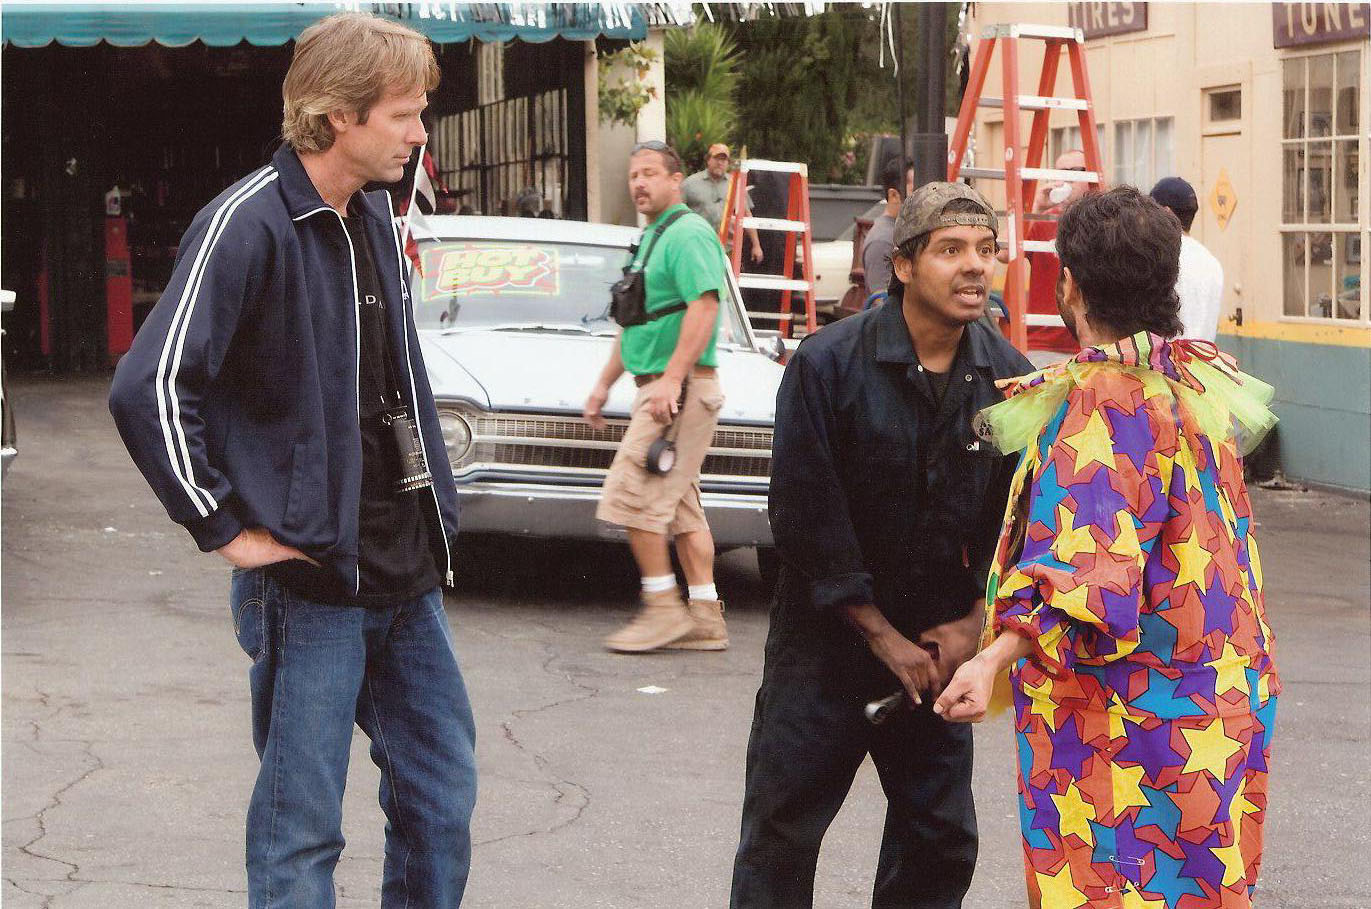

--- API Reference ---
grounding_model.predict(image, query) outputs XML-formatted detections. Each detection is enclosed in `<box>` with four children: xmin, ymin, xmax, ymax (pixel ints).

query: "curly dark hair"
<box><xmin>1055</xmin><ymin>186</ymin><xmax>1183</xmax><ymax>339</ymax></box>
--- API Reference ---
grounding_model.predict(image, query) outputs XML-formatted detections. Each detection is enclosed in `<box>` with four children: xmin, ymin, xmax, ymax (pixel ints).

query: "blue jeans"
<box><xmin>230</xmin><ymin>568</ymin><xmax>478</xmax><ymax>907</ymax></box>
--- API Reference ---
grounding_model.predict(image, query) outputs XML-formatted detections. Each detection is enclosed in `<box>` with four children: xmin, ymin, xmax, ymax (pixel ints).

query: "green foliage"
<box><xmin>664</xmin><ymin>24</ymin><xmax>740</xmax><ymax>106</ymax></box>
<box><xmin>664</xmin><ymin>23</ymin><xmax>740</xmax><ymax>171</ymax></box>
<box><xmin>598</xmin><ymin>42</ymin><xmax>659</xmax><ymax>129</ymax></box>
<box><xmin>726</xmin><ymin>7</ymin><xmax>964</xmax><ymax>184</ymax></box>
<box><xmin>666</xmin><ymin>92</ymin><xmax>738</xmax><ymax>172</ymax></box>
<box><xmin>730</xmin><ymin>12</ymin><xmax>863</xmax><ymax>182</ymax></box>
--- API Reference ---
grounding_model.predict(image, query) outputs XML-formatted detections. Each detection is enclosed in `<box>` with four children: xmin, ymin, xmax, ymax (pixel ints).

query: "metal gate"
<box><xmin>430</xmin><ymin>88</ymin><xmax>569</xmax><ymax>217</ymax></box>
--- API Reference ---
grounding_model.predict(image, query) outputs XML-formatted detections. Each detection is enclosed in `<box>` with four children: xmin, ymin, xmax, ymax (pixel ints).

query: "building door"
<box><xmin>1199</xmin><ymin>130</ymin><xmax>1246</xmax><ymax>324</ymax></box>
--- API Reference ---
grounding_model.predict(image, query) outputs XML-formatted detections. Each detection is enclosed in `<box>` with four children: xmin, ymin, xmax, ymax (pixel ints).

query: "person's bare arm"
<box><xmin>747</xmin><ymin>226</ymin><xmax>764</xmax><ymax>264</ymax></box>
<box><xmin>583</xmin><ymin>335</ymin><xmax>626</xmax><ymax>430</ymax></box>
<box><xmin>641</xmin><ymin>292</ymin><xmax>720</xmax><ymax>424</ymax></box>
<box><xmin>845</xmin><ymin>603</ymin><xmax>940</xmax><ymax>706</ymax></box>
<box><xmin>933</xmin><ymin>631</ymin><xmax>1033</xmax><ymax>722</ymax></box>
<box><xmin>217</xmin><ymin>527</ymin><xmax>316</xmax><ymax>569</ymax></box>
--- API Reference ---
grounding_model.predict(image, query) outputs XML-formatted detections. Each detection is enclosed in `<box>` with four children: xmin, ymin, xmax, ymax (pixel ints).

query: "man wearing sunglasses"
<box><xmin>683</xmin><ymin>142</ymin><xmax>763</xmax><ymax>264</ymax></box>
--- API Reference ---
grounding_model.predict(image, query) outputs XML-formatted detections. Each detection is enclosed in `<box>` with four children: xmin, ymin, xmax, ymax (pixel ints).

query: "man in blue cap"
<box><xmin>1150</xmin><ymin>176</ymin><xmax>1224</xmax><ymax>340</ymax></box>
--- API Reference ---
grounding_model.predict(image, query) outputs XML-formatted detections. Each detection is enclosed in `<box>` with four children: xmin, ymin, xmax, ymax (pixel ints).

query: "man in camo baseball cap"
<box><xmin>729</xmin><ymin>175</ymin><xmax>1031</xmax><ymax>906</ymax></box>
<box><xmin>892</xmin><ymin>181</ymin><xmax>998</xmax><ymax>249</ymax></box>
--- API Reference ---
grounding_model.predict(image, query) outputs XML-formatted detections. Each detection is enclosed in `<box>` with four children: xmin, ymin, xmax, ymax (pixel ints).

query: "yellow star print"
<box><xmin>1051</xmin><ymin>782</ymin><xmax>1098</xmax><ymax>845</ymax></box>
<box><xmin>1153</xmin><ymin>449</ymin><xmax>1178</xmax><ymax>489</ymax></box>
<box><xmin>1217</xmin><ymin>489</ymin><xmax>1237</xmax><ymax>528</ymax></box>
<box><xmin>1180</xmin><ymin>717</ymin><xmax>1243</xmax><ymax>778</ymax></box>
<box><xmin>1247</xmin><ymin>535</ymin><xmax>1265</xmax><ymax>588</ymax></box>
<box><xmin>1212</xmin><ymin>838</ymin><xmax>1248</xmax><ymax>888</ymax></box>
<box><xmin>1061</xmin><ymin>408</ymin><xmax>1116</xmax><ymax>474</ymax></box>
<box><xmin>1168</xmin><ymin>529</ymin><xmax>1212</xmax><ymax>591</ymax></box>
<box><xmin>1035</xmin><ymin>862</ymin><xmax>1089</xmax><ymax>909</ymax></box>
<box><xmin>1053</xmin><ymin>504</ymin><xmax>1098</xmax><ymax>564</ymax></box>
<box><xmin>1206</xmin><ymin>640</ymin><xmax>1251</xmax><ymax>697</ymax></box>
<box><xmin>1022</xmin><ymin>673</ymin><xmax>1061</xmax><ymax>732</ymax></box>
<box><xmin>1108</xmin><ymin>512</ymin><xmax>1142</xmax><ymax>558</ymax></box>
<box><xmin>1107</xmin><ymin>693</ymin><xmax>1137</xmax><ymax>740</ymax></box>
<box><xmin>1050</xmin><ymin>583</ymin><xmax>1092</xmax><ymax>621</ymax></box>
<box><xmin>1111</xmin><ymin>762</ymin><xmax>1151</xmax><ymax>814</ymax></box>
<box><xmin>1232</xmin><ymin>776</ymin><xmax>1262</xmax><ymax>819</ymax></box>
<box><xmin>1122</xmin><ymin>890</ymin><xmax>1170</xmax><ymax>909</ymax></box>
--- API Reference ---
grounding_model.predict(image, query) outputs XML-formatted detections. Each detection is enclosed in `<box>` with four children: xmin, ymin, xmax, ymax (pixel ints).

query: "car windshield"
<box><xmin>411</xmin><ymin>237</ymin><xmax>753</xmax><ymax>346</ymax></box>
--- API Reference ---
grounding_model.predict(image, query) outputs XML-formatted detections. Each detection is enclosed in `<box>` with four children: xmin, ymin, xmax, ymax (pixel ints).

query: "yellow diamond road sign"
<box><xmin>1210</xmin><ymin>170</ymin><xmax>1237</xmax><ymax>231</ymax></box>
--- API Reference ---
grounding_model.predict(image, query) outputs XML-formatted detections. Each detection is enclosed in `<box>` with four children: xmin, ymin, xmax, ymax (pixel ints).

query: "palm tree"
<box><xmin>664</xmin><ymin>24</ymin><xmax>740</xmax><ymax>172</ymax></box>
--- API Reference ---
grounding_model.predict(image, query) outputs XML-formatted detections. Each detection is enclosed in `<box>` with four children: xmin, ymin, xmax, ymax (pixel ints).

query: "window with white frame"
<box><xmin>1281</xmin><ymin>49</ymin><xmax>1362</xmax><ymax>321</ymax></box>
<box><xmin>1049</xmin><ymin>123</ymin><xmax>1105</xmax><ymax>167</ymax></box>
<box><xmin>1111</xmin><ymin>117</ymin><xmax>1174</xmax><ymax>191</ymax></box>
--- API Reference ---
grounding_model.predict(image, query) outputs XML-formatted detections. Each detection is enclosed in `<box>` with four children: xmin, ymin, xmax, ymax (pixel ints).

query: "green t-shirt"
<box><xmin>619</xmin><ymin>203</ymin><xmax>726</xmax><ymax>376</ymax></box>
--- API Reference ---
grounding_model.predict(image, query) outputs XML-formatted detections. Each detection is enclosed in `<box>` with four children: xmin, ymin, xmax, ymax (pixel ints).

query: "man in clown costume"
<box><xmin>936</xmin><ymin>187</ymin><xmax>1279</xmax><ymax>909</ymax></box>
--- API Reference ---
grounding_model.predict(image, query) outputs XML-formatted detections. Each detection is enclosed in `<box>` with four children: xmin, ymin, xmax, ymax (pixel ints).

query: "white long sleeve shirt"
<box><xmin>1176</xmin><ymin>234</ymin><xmax>1224</xmax><ymax>341</ymax></box>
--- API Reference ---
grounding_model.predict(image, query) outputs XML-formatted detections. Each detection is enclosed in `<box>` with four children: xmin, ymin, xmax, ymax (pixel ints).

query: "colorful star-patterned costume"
<box><xmin>978</xmin><ymin>333</ymin><xmax>1280</xmax><ymax>908</ymax></box>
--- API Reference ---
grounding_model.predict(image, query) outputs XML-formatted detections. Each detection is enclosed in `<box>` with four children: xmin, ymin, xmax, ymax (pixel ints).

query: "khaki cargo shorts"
<box><xmin>596</xmin><ymin>373</ymin><xmax>725</xmax><ymax>536</ymax></box>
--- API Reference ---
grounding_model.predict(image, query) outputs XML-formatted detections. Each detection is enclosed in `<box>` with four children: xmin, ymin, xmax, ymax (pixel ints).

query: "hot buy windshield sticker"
<box><xmin>421</xmin><ymin>244</ymin><xmax>559</xmax><ymax>297</ymax></box>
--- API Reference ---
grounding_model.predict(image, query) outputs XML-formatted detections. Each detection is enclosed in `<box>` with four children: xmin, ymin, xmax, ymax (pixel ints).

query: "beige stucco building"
<box><xmin>963</xmin><ymin>1</ymin><xmax>1369</xmax><ymax>491</ymax></box>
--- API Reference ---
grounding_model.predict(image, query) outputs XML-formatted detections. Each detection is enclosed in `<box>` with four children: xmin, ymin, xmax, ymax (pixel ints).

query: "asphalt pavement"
<box><xmin>3</xmin><ymin>373</ymin><xmax>1368</xmax><ymax>908</ymax></box>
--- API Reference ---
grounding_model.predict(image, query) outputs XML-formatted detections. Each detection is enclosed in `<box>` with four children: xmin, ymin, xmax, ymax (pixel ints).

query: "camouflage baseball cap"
<box><xmin>892</xmin><ymin>181</ymin><xmax>998</xmax><ymax>248</ymax></box>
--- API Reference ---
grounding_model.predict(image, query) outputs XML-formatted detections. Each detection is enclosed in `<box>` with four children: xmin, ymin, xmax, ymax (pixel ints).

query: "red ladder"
<box><xmin>946</xmin><ymin>23</ymin><xmax>1104</xmax><ymax>353</ymax></box>
<box><xmin>720</xmin><ymin>160</ymin><xmax>818</xmax><ymax>339</ymax></box>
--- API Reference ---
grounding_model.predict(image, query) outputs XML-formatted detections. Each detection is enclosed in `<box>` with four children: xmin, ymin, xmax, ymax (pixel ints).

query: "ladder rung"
<box><xmin>1025</xmin><ymin>313</ymin><xmax>1067</xmax><ymax>328</ymax></box>
<box><xmin>737</xmin><ymin>275</ymin><xmax>812</xmax><ymax>292</ymax></box>
<box><xmin>979</xmin><ymin>95</ymin><xmax>1090</xmax><ymax>112</ymax></box>
<box><xmin>962</xmin><ymin>166</ymin><xmax>1101</xmax><ymax>183</ymax></box>
<box><xmin>995</xmin><ymin>211</ymin><xmax>1059</xmax><ymax>223</ymax></box>
<box><xmin>741</xmin><ymin>217</ymin><xmax>808</xmax><ymax>233</ymax></box>
<box><xmin>998</xmin><ymin>239</ymin><xmax>1057</xmax><ymax>254</ymax></box>
<box><xmin>1025</xmin><ymin>166</ymin><xmax>1100</xmax><ymax>183</ymax></box>
<box><xmin>745</xmin><ymin>311</ymin><xmax>795</xmax><ymax>322</ymax></box>
<box><xmin>981</xmin><ymin>23</ymin><xmax>1082</xmax><ymax>41</ymax></box>
<box><xmin>739</xmin><ymin>159</ymin><xmax>809</xmax><ymax>176</ymax></box>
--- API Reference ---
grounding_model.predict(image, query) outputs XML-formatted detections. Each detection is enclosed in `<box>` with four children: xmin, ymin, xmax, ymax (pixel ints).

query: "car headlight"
<box><xmin>437</xmin><ymin>409</ymin><xmax>473</xmax><ymax>465</ymax></box>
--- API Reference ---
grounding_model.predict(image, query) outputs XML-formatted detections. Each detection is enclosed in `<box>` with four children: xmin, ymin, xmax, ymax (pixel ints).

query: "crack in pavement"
<box><xmin>479</xmin><ymin>640</ymin><xmax>600</xmax><ymax>848</ymax></box>
<box><xmin>7</xmin><ymin>875</ymin><xmax>246</xmax><ymax>898</ymax></box>
<box><xmin>11</xmin><ymin>688</ymin><xmax>107</xmax><ymax>908</ymax></box>
<box><xmin>4</xmin><ymin>877</ymin><xmax>76</xmax><ymax>902</ymax></box>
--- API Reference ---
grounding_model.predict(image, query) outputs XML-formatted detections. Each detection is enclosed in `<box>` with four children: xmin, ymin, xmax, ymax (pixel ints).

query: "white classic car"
<box><xmin>409</xmin><ymin>216</ymin><xmax>784</xmax><ymax>577</ymax></box>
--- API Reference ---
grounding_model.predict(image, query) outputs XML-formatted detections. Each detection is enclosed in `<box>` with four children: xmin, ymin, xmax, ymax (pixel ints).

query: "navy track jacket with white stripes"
<box><xmin>109</xmin><ymin>146</ymin><xmax>459</xmax><ymax>591</ymax></box>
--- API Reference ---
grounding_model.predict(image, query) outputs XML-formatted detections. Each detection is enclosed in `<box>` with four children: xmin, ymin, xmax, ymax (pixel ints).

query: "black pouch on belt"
<box><xmin>611</xmin><ymin>209</ymin><xmax>688</xmax><ymax>328</ymax></box>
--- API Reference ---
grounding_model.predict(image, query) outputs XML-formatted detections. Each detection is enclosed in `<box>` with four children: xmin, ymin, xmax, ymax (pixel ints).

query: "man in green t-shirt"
<box><xmin>584</xmin><ymin>141</ymin><xmax>731</xmax><ymax>654</ymax></box>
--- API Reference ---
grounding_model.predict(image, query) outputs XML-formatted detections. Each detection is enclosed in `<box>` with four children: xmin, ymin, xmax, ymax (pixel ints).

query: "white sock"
<box><xmin>688</xmin><ymin>583</ymin><xmax>718</xmax><ymax>602</ymax></box>
<box><xmin>641</xmin><ymin>574</ymin><xmax>677</xmax><ymax>594</ymax></box>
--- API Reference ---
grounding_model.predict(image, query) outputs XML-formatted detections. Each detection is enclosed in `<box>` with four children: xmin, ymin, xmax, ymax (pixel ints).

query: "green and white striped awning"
<box><xmin>0</xmin><ymin>2</ymin><xmax>701</xmax><ymax>48</ymax></box>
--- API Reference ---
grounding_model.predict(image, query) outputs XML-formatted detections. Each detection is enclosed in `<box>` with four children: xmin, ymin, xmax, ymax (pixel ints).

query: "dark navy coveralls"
<box><xmin>731</xmin><ymin>299</ymin><xmax>1032</xmax><ymax>908</ymax></box>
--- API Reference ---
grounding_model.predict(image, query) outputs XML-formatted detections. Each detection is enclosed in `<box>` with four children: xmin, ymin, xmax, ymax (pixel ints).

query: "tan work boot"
<box><xmin>604</xmin><ymin>588</ymin><xmax>694</xmax><ymax>653</ymax></box>
<box><xmin>663</xmin><ymin>599</ymin><xmax>729</xmax><ymax>651</ymax></box>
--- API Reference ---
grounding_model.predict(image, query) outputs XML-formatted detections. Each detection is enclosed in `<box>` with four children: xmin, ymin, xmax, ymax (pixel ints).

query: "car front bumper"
<box><xmin>455</xmin><ymin>479</ymin><xmax>773</xmax><ymax>548</ymax></box>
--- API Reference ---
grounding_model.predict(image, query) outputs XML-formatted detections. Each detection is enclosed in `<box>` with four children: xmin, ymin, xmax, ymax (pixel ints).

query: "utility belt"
<box><xmin>633</xmin><ymin>365</ymin><xmax>717</xmax><ymax>388</ymax></box>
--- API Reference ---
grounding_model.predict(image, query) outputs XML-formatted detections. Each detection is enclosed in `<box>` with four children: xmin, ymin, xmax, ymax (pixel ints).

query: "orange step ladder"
<box><xmin>719</xmin><ymin>160</ymin><xmax>818</xmax><ymax>339</ymax></box>
<box><xmin>946</xmin><ymin>23</ymin><xmax>1104</xmax><ymax>353</ymax></box>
